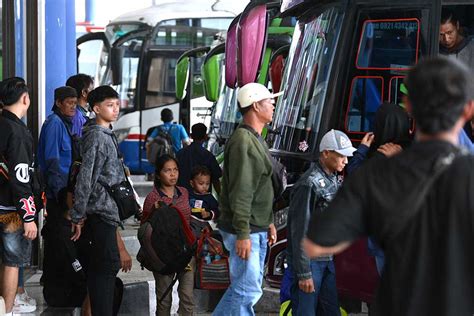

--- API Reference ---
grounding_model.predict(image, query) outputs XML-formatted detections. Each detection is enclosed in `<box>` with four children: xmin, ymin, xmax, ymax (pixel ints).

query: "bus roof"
<box><xmin>110</xmin><ymin>1</ymin><xmax>246</xmax><ymax>27</ymax></box>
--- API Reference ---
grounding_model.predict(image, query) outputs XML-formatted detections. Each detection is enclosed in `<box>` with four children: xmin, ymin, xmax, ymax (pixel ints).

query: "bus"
<box><xmin>189</xmin><ymin>0</ymin><xmax>474</xmax><ymax>312</ymax></box>
<box><xmin>76</xmin><ymin>0</ymin><xmax>248</xmax><ymax>174</ymax></box>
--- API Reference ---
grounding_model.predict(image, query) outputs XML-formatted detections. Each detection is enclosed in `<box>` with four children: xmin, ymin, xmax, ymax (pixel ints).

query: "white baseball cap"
<box><xmin>237</xmin><ymin>83</ymin><xmax>284</xmax><ymax>108</ymax></box>
<box><xmin>319</xmin><ymin>129</ymin><xmax>357</xmax><ymax>157</ymax></box>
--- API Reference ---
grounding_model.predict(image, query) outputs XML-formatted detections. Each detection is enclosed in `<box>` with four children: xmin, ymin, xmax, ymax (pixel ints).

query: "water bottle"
<box><xmin>201</xmin><ymin>242</ymin><xmax>209</xmax><ymax>258</ymax></box>
<box><xmin>205</xmin><ymin>253</ymin><xmax>212</xmax><ymax>264</ymax></box>
<box><xmin>214</xmin><ymin>254</ymin><xmax>221</xmax><ymax>262</ymax></box>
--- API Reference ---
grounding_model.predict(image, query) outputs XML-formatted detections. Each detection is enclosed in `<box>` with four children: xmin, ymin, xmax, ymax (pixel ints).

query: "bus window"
<box><xmin>105</xmin><ymin>23</ymin><xmax>148</xmax><ymax>44</ymax></box>
<box><xmin>357</xmin><ymin>19</ymin><xmax>420</xmax><ymax>70</ymax></box>
<box><xmin>145</xmin><ymin>56</ymin><xmax>178</xmax><ymax>108</ymax></box>
<box><xmin>154</xmin><ymin>18</ymin><xmax>232</xmax><ymax>48</ymax></box>
<box><xmin>271</xmin><ymin>7</ymin><xmax>344</xmax><ymax>154</ymax></box>
<box><xmin>345</xmin><ymin>77</ymin><xmax>383</xmax><ymax>133</ymax></box>
<box><xmin>114</xmin><ymin>38</ymin><xmax>143</xmax><ymax>110</ymax></box>
<box><xmin>388</xmin><ymin>76</ymin><xmax>405</xmax><ymax>105</ymax></box>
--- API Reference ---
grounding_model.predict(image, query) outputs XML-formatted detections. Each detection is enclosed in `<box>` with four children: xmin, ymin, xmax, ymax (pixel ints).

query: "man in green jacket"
<box><xmin>214</xmin><ymin>82</ymin><xmax>282</xmax><ymax>316</ymax></box>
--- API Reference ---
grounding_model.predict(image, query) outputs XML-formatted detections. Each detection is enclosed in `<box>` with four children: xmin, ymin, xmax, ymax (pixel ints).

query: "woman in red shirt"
<box><xmin>142</xmin><ymin>154</ymin><xmax>194</xmax><ymax>315</ymax></box>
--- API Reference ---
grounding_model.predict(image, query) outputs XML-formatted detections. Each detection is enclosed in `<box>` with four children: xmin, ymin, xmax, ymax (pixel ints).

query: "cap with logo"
<box><xmin>319</xmin><ymin>129</ymin><xmax>357</xmax><ymax>157</ymax></box>
<box><xmin>237</xmin><ymin>82</ymin><xmax>284</xmax><ymax>108</ymax></box>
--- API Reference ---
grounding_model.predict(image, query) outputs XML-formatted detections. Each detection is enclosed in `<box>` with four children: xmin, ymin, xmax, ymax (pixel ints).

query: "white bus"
<box><xmin>77</xmin><ymin>0</ymin><xmax>246</xmax><ymax>173</ymax></box>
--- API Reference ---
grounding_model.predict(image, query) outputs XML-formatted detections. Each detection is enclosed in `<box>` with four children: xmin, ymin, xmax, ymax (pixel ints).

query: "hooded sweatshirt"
<box><xmin>71</xmin><ymin>122</ymin><xmax>125</xmax><ymax>226</ymax></box>
<box><xmin>439</xmin><ymin>36</ymin><xmax>474</xmax><ymax>70</ymax></box>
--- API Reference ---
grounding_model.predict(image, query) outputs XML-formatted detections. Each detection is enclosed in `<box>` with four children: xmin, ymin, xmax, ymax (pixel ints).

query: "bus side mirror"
<box><xmin>111</xmin><ymin>47</ymin><xmax>124</xmax><ymax>85</ymax></box>
<box><xmin>203</xmin><ymin>54</ymin><xmax>221</xmax><ymax>102</ymax></box>
<box><xmin>237</xmin><ymin>4</ymin><xmax>268</xmax><ymax>87</ymax></box>
<box><xmin>176</xmin><ymin>57</ymin><xmax>190</xmax><ymax>100</ymax></box>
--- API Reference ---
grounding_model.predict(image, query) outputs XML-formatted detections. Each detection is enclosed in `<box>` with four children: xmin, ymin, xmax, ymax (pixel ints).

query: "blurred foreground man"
<box><xmin>304</xmin><ymin>57</ymin><xmax>474</xmax><ymax>316</ymax></box>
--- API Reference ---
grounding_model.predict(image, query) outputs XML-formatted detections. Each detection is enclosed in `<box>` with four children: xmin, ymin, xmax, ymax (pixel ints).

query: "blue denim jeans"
<box><xmin>290</xmin><ymin>260</ymin><xmax>340</xmax><ymax>316</ymax></box>
<box><xmin>213</xmin><ymin>231</ymin><xmax>267</xmax><ymax>316</ymax></box>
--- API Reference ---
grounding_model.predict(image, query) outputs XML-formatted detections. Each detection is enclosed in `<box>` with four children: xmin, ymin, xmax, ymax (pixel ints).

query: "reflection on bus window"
<box><xmin>345</xmin><ymin>77</ymin><xmax>383</xmax><ymax>132</ymax></box>
<box><xmin>357</xmin><ymin>19</ymin><xmax>420</xmax><ymax>70</ymax></box>
<box><xmin>271</xmin><ymin>8</ymin><xmax>344</xmax><ymax>154</ymax></box>
<box><xmin>154</xmin><ymin>18</ymin><xmax>232</xmax><ymax>47</ymax></box>
<box><xmin>145</xmin><ymin>56</ymin><xmax>178</xmax><ymax>109</ymax></box>
<box><xmin>105</xmin><ymin>23</ymin><xmax>147</xmax><ymax>44</ymax></box>
<box><xmin>114</xmin><ymin>38</ymin><xmax>143</xmax><ymax>110</ymax></box>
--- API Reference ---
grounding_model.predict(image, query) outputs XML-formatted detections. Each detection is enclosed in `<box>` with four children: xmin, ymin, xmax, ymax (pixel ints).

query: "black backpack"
<box><xmin>137</xmin><ymin>201</ymin><xmax>196</xmax><ymax>275</ymax></box>
<box><xmin>146</xmin><ymin>125</ymin><xmax>176</xmax><ymax>164</ymax></box>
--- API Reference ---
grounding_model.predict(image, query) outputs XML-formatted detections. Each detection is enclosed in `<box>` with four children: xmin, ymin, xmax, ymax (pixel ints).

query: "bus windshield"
<box><xmin>271</xmin><ymin>7</ymin><xmax>344</xmax><ymax>155</ymax></box>
<box><xmin>105</xmin><ymin>23</ymin><xmax>149</xmax><ymax>44</ymax></box>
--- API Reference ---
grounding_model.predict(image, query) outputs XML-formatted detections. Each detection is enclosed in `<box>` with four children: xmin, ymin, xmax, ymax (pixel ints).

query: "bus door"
<box><xmin>108</xmin><ymin>29</ymin><xmax>150</xmax><ymax>174</ymax></box>
<box><xmin>333</xmin><ymin>3</ymin><xmax>433</xmax><ymax>304</ymax></box>
<box><xmin>76</xmin><ymin>32</ymin><xmax>110</xmax><ymax>86</ymax></box>
<box><xmin>132</xmin><ymin>48</ymin><xmax>188</xmax><ymax>173</ymax></box>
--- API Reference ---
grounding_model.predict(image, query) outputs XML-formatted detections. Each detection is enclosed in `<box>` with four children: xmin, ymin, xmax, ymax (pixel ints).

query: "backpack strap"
<box><xmin>158</xmin><ymin>272</ymin><xmax>181</xmax><ymax>303</ymax></box>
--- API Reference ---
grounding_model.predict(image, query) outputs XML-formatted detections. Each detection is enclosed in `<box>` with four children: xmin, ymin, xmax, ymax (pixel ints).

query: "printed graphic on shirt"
<box><xmin>191</xmin><ymin>199</ymin><xmax>204</xmax><ymax>213</ymax></box>
<box><xmin>19</xmin><ymin>196</ymin><xmax>36</xmax><ymax>218</ymax></box>
<box><xmin>14</xmin><ymin>163</ymin><xmax>30</xmax><ymax>183</ymax></box>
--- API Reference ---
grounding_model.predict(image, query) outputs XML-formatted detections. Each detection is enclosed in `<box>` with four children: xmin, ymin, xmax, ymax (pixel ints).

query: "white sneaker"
<box><xmin>12</xmin><ymin>292</ymin><xmax>36</xmax><ymax>314</ymax></box>
<box><xmin>15</xmin><ymin>291</ymin><xmax>37</xmax><ymax>306</ymax></box>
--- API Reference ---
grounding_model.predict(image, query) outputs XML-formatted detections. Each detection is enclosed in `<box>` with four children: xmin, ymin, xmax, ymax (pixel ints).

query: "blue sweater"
<box><xmin>38</xmin><ymin>114</ymin><xmax>72</xmax><ymax>200</ymax></box>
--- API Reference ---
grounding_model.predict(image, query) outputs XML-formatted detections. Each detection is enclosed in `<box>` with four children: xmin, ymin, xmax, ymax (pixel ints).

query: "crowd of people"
<box><xmin>0</xmin><ymin>11</ymin><xmax>473</xmax><ymax>316</ymax></box>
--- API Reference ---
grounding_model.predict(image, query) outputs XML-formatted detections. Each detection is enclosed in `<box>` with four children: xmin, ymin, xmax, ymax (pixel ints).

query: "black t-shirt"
<box><xmin>307</xmin><ymin>140</ymin><xmax>474</xmax><ymax>316</ymax></box>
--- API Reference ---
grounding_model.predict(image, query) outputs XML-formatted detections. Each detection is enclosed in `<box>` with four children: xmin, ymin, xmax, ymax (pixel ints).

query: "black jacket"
<box><xmin>0</xmin><ymin>109</ymin><xmax>36</xmax><ymax>222</ymax></box>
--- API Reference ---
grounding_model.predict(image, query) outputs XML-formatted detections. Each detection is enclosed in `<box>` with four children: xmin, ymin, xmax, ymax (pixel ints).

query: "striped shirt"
<box><xmin>142</xmin><ymin>186</ymin><xmax>191</xmax><ymax>224</ymax></box>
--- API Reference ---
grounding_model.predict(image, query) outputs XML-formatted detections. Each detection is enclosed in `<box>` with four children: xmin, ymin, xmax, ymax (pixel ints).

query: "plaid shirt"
<box><xmin>142</xmin><ymin>186</ymin><xmax>191</xmax><ymax>224</ymax></box>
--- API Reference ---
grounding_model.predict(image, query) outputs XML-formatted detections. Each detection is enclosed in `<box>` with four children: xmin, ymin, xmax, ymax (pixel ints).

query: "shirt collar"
<box><xmin>1</xmin><ymin>109</ymin><xmax>25</xmax><ymax>126</ymax></box>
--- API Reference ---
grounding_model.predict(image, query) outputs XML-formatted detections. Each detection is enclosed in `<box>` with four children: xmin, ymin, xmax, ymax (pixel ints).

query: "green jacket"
<box><xmin>218</xmin><ymin>126</ymin><xmax>274</xmax><ymax>239</ymax></box>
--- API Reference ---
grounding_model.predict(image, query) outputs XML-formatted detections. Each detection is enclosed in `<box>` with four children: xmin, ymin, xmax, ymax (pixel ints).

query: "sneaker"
<box><xmin>16</xmin><ymin>291</ymin><xmax>36</xmax><ymax>306</ymax></box>
<box><xmin>12</xmin><ymin>293</ymin><xmax>36</xmax><ymax>314</ymax></box>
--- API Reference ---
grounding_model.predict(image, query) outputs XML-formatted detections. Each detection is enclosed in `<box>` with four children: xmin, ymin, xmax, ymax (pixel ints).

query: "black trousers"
<box><xmin>85</xmin><ymin>215</ymin><xmax>120</xmax><ymax>316</ymax></box>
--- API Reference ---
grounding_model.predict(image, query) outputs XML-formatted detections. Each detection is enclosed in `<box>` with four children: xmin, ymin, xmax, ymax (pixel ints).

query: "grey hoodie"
<box><xmin>71</xmin><ymin>122</ymin><xmax>125</xmax><ymax>226</ymax></box>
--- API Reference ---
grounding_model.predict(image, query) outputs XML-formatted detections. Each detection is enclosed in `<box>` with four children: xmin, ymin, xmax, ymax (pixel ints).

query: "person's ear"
<box><xmin>462</xmin><ymin>100</ymin><xmax>474</xmax><ymax>122</ymax></box>
<box><xmin>252</xmin><ymin>101</ymin><xmax>260</xmax><ymax>112</ymax></box>
<box><xmin>403</xmin><ymin>95</ymin><xmax>412</xmax><ymax>114</ymax></box>
<box><xmin>93</xmin><ymin>104</ymin><xmax>100</xmax><ymax>114</ymax></box>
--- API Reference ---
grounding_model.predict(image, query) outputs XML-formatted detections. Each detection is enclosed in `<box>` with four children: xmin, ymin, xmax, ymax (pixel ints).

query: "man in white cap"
<box><xmin>287</xmin><ymin>129</ymin><xmax>356</xmax><ymax>316</ymax></box>
<box><xmin>214</xmin><ymin>82</ymin><xmax>282</xmax><ymax>316</ymax></box>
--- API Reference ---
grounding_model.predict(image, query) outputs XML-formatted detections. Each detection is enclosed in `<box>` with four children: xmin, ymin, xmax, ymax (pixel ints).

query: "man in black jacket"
<box><xmin>303</xmin><ymin>57</ymin><xmax>474</xmax><ymax>315</ymax></box>
<box><xmin>0</xmin><ymin>77</ymin><xmax>38</xmax><ymax>315</ymax></box>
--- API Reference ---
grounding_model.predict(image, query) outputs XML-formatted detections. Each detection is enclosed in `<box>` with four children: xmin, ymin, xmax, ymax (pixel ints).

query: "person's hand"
<box><xmin>268</xmin><ymin>223</ymin><xmax>277</xmax><ymax>246</ymax></box>
<box><xmin>235</xmin><ymin>239</ymin><xmax>251</xmax><ymax>260</ymax></box>
<box><xmin>23</xmin><ymin>222</ymin><xmax>37</xmax><ymax>240</ymax></box>
<box><xmin>360</xmin><ymin>132</ymin><xmax>375</xmax><ymax>147</ymax></box>
<box><xmin>119</xmin><ymin>248</ymin><xmax>132</xmax><ymax>272</ymax></box>
<box><xmin>71</xmin><ymin>219</ymin><xmax>84</xmax><ymax>241</ymax></box>
<box><xmin>298</xmin><ymin>278</ymin><xmax>315</xmax><ymax>293</ymax></box>
<box><xmin>377</xmin><ymin>142</ymin><xmax>402</xmax><ymax>157</ymax></box>
<box><xmin>201</xmin><ymin>209</ymin><xmax>211</xmax><ymax>219</ymax></box>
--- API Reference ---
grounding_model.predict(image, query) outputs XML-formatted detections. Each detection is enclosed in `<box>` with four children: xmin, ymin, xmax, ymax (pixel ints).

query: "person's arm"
<box><xmin>42</xmin><ymin>121</ymin><xmax>68</xmax><ymax>200</ymax></box>
<box><xmin>346</xmin><ymin>132</ymin><xmax>373</xmax><ymax>175</ymax></box>
<box><xmin>178</xmin><ymin>125</ymin><xmax>191</xmax><ymax>147</ymax></box>
<box><xmin>6</xmin><ymin>133</ymin><xmax>37</xmax><ymax>240</ymax></box>
<box><xmin>288</xmin><ymin>183</ymin><xmax>315</xmax><ymax>282</ymax></box>
<box><xmin>117</xmin><ymin>229</ymin><xmax>132</xmax><ymax>272</ymax></box>
<box><xmin>305</xmin><ymin>172</ymin><xmax>367</xmax><ymax>258</ymax></box>
<box><xmin>71</xmin><ymin>137</ymin><xmax>105</xmax><ymax>224</ymax></box>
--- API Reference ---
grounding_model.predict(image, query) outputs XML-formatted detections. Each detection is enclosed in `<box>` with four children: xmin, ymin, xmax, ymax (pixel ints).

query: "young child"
<box><xmin>142</xmin><ymin>154</ymin><xmax>194</xmax><ymax>315</ymax></box>
<box><xmin>188</xmin><ymin>165</ymin><xmax>219</xmax><ymax>221</ymax></box>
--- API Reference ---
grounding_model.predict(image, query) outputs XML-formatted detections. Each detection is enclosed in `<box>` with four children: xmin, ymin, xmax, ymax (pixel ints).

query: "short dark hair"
<box><xmin>87</xmin><ymin>85</ymin><xmax>119</xmax><ymax>106</ymax></box>
<box><xmin>191</xmin><ymin>123</ymin><xmax>207</xmax><ymax>140</ymax></box>
<box><xmin>191</xmin><ymin>165</ymin><xmax>211</xmax><ymax>180</ymax></box>
<box><xmin>66</xmin><ymin>74</ymin><xmax>94</xmax><ymax>99</ymax></box>
<box><xmin>441</xmin><ymin>9</ymin><xmax>459</xmax><ymax>26</ymax></box>
<box><xmin>238</xmin><ymin>104</ymin><xmax>252</xmax><ymax>116</ymax></box>
<box><xmin>161</xmin><ymin>108</ymin><xmax>173</xmax><ymax>122</ymax></box>
<box><xmin>0</xmin><ymin>77</ymin><xmax>28</xmax><ymax>107</ymax></box>
<box><xmin>405</xmin><ymin>57</ymin><xmax>472</xmax><ymax>134</ymax></box>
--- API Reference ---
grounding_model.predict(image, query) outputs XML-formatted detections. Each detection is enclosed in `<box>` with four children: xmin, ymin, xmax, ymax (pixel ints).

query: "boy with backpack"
<box><xmin>70</xmin><ymin>86</ymin><xmax>131</xmax><ymax>315</ymax></box>
<box><xmin>146</xmin><ymin>108</ymin><xmax>190</xmax><ymax>164</ymax></box>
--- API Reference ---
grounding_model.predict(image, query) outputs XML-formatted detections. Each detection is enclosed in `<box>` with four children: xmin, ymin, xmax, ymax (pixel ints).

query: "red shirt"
<box><xmin>142</xmin><ymin>186</ymin><xmax>191</xmax><ymax>224</ymax></box>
